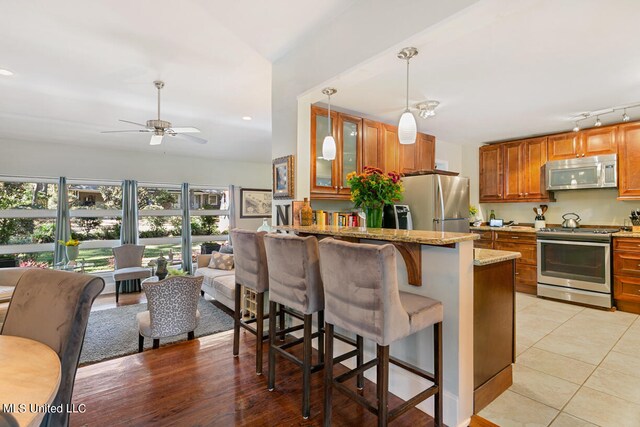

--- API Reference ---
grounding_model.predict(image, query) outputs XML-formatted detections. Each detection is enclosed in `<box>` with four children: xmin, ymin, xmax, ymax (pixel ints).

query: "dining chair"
<box><xmin>137</xmin><ymin>275</ymin><xmax>204</xmax><ymax>351</ymax></box>
<box><xmin>1</xmin><ymin>268</ymin><xmax>104</xmax><ymax>427</ymax></box>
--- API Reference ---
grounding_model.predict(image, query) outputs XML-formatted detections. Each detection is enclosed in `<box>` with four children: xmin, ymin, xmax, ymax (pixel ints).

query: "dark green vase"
<box><xmin>365</xmin><ymin>206</ymin><xmax>383</xmax><ymax>228</ymax></box>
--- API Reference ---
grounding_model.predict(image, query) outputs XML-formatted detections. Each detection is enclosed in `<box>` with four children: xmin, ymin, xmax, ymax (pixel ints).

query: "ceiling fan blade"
<box><xmin>101</xmin><ymin>129</ymin><xmax>152</xmax><ymax>133</ymax></box>
<box><xmin>149</xmin><ymin>134</ymin><xmax>164</xmax><ymax>145</ymax></box>
<box><xmin>170</xmin><ymin>133</ymin><xmax>207</xmax><ymax>144</ymax></box>
<box><xmin>119</xmin><ymin>119</ymin><xmax>149</xmax><ymax>128</ymax></box>
<box><xmin>168</xmin><ymin>127</ymin><xmax>200</xmax><ymax>133</ymax></box>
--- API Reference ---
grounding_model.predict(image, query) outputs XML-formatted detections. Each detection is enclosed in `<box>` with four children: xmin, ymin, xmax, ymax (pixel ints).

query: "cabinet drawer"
<box><xmin>472</xmin><ymin>230</ymin><xmax>493</xmax><ymax>240</ymax></box>
<box><xmin>614</xmin><ymin>275</ymin><xmax>640</xmax><ymax>302</ymax></box>
<box><xmin>494</xmin><ymin>241</ymin><xmax>537</xmax><ymax>265</ymax></box>
<box><xmin>474</xmin><ymin>240</ymin><xmax>494</xmax><ymax>249</ymax></box>
<box><xmin>614</xmin><ymin>252</ymin><xmax>640</xmax><ymax>277</ymax></box>
<box><xmin>614</xmin><ymin>238</ymin><xmax>640</xmax><ymax>253</ymax></box>
<box><xmin>494</xmin><ymin>231</ymin><xmax>536</xmax><ymax>244</ymax></box>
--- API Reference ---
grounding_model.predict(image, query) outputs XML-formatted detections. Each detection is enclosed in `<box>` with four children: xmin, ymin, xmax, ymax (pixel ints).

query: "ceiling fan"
<box><xmin>102</xmin><ymin>81</ymin><xmax>207</xmax><ymax>145</ymax></box>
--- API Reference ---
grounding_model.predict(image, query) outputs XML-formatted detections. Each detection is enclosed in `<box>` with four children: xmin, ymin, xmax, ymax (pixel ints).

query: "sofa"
<box><xmin>194</xmin><ymin>254</ymin><xmax>236</xmax><ymax>310</ymax></box>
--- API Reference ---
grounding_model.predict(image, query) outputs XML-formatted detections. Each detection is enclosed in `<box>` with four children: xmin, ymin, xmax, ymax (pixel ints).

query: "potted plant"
<box><xmin>346</xmin><ymin>166</ymin><xmax>404</xmax><ymax>228</ymax></box>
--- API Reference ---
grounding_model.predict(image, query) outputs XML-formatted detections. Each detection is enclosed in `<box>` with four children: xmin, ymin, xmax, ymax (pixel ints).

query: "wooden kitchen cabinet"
<box><xmin>547</xmin><ymin>127</ymin><xmax>617</xmax><ymax>161</ymax></box>
<box><xmin>618</xmin><ymin>122</ymin><xmax>640</xmax><ymax>200</ymax></box>
<box><xmin>479</xmin><ymin>144</ymin><xmax>504</xmax><ymax>202</ymax></box>
<box><xmin>547</xmin><ymin>132</ymin><xmax>579</xmax><ymax>160</ymax></box>
<box><xmin>381</xmin><ymin>123</ymin><xmax>399</xmax><ymax>174</ymax></box>
<box><xmin>613</xmin><ymin>237</ymin><xmax>640</xmax><ymax>314</ymax></box>
<box><xmin>399</xmin><ymin>132</ymin><xmax>436</xmax><ymax>174</ymax></box>
<box><xmin>361</xmin><ymin>119</ymin><xmax>384</xmax><ymax>171</ymax></box>
<box><xmin>310</xmin><ymin>106</ymin><xmax>361</xmax><ymax>200</ymax></box>
<box><xmin>493</xmin><ymin>232</ymin><xmax>537</xmax><ymax>294</ymax></box>
<box><xmin>480</xmin><ymin>137</ymin><xmax>552</xmax><ymax>203</ymax></box>
<box><xmin>472</xmin><ymin>230</ymin><xmax>494</xmax><ymax>249</ymax></box>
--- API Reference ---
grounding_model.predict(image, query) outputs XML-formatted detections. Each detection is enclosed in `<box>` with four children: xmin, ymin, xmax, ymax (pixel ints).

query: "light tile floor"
<box><xmin>479</xmin><ymin>293</ymin><xmax>640</xmax><ymax>427</ymax></box>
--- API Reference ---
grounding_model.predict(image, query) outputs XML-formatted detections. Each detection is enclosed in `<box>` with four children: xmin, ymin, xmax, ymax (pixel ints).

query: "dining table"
<box><xmin>0</xmin><ymin>335</ymin><xmax>61</xmax><ymax>427</ymax></box>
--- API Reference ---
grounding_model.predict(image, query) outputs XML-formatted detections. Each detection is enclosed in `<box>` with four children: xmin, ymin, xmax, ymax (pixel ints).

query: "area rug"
<box><xmin>79</xmin><ymin>298</ymin><xmax>234</xmax><ymax>366</ymax></box>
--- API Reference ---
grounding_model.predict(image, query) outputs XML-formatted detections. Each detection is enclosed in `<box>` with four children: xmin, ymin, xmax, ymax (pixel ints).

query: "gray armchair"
<box><xmin>1</xmin><ymin>268</ymin><xmax>104</xmax><ymax>427</ymax></box>
<box><xmin>137</xmin><ymin>275</ymin><xmax>204</xmax><ymax>351</ymax></box>
<box><xmin>112</xmin><ymin>244</ymin><xmax>151</xmax><ymax>303</ymax></box>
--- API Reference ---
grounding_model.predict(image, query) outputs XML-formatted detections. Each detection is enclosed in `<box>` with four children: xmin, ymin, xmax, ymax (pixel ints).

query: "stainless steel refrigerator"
<box><xmin>401</xmin><ymin>174</ymin><xmax>470</xmax><ymax>233</ymax></box>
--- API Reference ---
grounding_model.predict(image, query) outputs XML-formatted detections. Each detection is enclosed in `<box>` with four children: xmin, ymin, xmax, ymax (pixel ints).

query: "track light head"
<box><xmin>573</xmin><ymin>122</ymin><xmax>580</xmax><ymax>132</ymax></box>
<box><xmin>623</xmin><ymin>109</ymin><xmax>630</xmax><ymax>122</ymax></box>
<box><xmin>594</xmin><ymin>116</ymin><xmax>602</xmax><ymax>127</ymax></box>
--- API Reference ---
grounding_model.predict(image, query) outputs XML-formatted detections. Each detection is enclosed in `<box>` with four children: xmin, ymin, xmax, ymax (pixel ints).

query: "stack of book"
<box><xmin>312</xmin><ymin>210</ymin><xmax>361</xmax><ymax>227</ymax></box>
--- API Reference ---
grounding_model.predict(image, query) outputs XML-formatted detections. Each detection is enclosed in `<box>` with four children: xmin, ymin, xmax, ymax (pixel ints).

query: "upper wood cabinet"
<box><xmin>547</xmin><ymin>132</ymin><xmax>579</xmax><ymax>160</ymax></box>
<box><xmin>311</xmin><ymin>107</ymin><xmax>436</xmax><ymax>199</ymax></box>
<box><xmin>381</xmin><ymin>123</ymin><xmax>399</xmax><ymax>173</ymax></box>
<box><xmin>310</xmin><ymin>106</ymin><xmax>362</xmax><ymax>200</ymax></box>
<box><xmin>480</xmin><ymin>137</ymin><xmax>553</xmax><ymax>203</ymax></box>
<box><xmin>618</xmin><ymin>122</ymin><xmax>640</xmax><ymax>200</ymax></box>
<box><xmin>361</xmin><ymin>119</ymin><xmax>384</xmax><ymax>171</ymax></box>
<box><xmin>580</xmin><ymin>126</ymin><xmax>617</xmax><ymax>157</ymax></box>
<box><xmin>479</xmin><ymin>144</ymin><xmax>504</xmax><ymax>202</ymax></box>
<box><xmin>547</xmin><ymin>127</ymin><xmax>617</xmax><ymax>161</ymax></box>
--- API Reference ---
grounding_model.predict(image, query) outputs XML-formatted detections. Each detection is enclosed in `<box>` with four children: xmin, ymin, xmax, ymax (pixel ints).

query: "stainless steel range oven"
<box><xmin>537</xmin><ymin>228</ymin><xmax>617</xmax><ymax>308</ymax></box>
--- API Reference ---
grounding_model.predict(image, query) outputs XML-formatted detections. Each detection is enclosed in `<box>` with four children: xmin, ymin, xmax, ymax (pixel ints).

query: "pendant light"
<box><xmin>321</xmin><ymin>87</ymin><xmax>337</xmax><ymax>160</ymax></box>
<box><xmin>397</xmin><ymin>47</ymin><xmax>418</xmax><ymax>145</ymax></box>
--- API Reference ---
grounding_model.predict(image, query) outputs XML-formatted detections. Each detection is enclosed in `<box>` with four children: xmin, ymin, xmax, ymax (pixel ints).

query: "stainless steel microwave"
<box><xmin>546</xmin><ymin>154</ymin><xmax>617</xmax><ymax>191</ymax></box>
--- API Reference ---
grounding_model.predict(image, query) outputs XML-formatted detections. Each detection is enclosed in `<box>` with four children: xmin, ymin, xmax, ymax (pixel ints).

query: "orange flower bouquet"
<box><xmin>346</xmin><ymin>166</ymin><xmax>404</xmax><ymax>228</ymax></box>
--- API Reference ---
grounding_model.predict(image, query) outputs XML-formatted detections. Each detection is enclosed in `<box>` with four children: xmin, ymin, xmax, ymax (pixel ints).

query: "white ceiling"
<box><xmin>313</xmin><ymin>0</ymin><xmax>640</xmax><ymax>145</ymax></box>
<box><xmin>3</xmin><ymin>0</ymin><xmax>640</xmax><ymax>162</ymax></box>
<box><xmin>0</xmin><ymin>0</ymin><xmax>349</xmax><ymax>162</ymax></box>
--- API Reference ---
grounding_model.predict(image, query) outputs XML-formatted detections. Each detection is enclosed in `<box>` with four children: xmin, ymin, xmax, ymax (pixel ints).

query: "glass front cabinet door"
<box><xmin>310</xmin><ymin>106</ymin><xmax>362</xmax><ymax>199</ymax></box>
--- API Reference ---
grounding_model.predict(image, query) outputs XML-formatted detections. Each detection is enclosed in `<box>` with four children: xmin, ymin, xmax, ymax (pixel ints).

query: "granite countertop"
<box><xmin>474</xmin><ymin>248</ymin><xmax>522</xmax><ymax>266</ymax></box>
<box><xmin>274</xmin><ymin>225</ymin><xmax>479</xmax><ymax>245</ymax></box>
<box><xmin>613</xmin><ymin>231</ymin><xmax>640</xmax><ymax>238</ymax></box>
<box><xmin>471</xmin><ymin>226</ymin><xmax>537</xmax><ymax>233</ymax></box>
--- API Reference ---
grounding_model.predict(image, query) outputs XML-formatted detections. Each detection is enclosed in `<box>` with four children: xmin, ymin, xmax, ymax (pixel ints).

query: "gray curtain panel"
<box><xmin>53</xmin><ymin>177</ymin><xmax>71</xmax><ymax>265</ymax></box>
<box><xmin>181</xmin><ymin>183</ymin><xmax>192</xmax><ymax>274</ymax></box>
<box><xmin>120</xmin><ymin>180</ymin><xmax>140</xmax><ymax>292</ymax></box>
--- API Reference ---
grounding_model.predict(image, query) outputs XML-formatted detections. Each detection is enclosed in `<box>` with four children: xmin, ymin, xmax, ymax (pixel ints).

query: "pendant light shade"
<box><xmin>398</xmin><ymin>111</ymin><xmax>417</xmax><ymax>145</ymax></box>
<box><xmin>321</xmin><ymin>87</ymin><xmax>337</xmax><ymax>160</ymax></box>
<box><xmin>322</xmin><ymin>135</ymin><xmax>337</xmax><ymax>160</ymax></box>
<box><xmin>397</xmin><ymin>47</ymin><xmax>418</xmax><ymax>145</ymax></box>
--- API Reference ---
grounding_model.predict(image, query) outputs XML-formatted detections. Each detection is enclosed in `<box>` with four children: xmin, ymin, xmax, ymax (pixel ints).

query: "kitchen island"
<box><xmin>275</xmin><ymin>225</ymin><xmax>477</xmax><ymax>427</ymax></box>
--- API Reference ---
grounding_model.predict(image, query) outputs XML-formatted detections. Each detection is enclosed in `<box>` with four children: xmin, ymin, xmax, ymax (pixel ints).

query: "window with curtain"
<box><xmin>67</xmin><ymin>180</ymin><xmax>123</xmax><ymax>273</ymax></box>
<box><xmin>189</xmin><ymin>187</ymin><xmax>230</xmax><ymax>255</ymax></box>
<box><xmin>137</xmin><ymin>184</ymin><xmax>183</xmax><ymax>268</ymax></box>
<box><xmin>0</xmin><ymin>178</ymin><xmax>58</xmax><ymax>267</ymax></box>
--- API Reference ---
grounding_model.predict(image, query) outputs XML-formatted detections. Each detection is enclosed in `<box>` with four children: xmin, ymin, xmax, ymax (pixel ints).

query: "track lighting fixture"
<box><xmin>623</xmin><ymin>109</ymin><xmax>630</xmax><ymax>122</ymax></box>
<box><xmin>594</xmin><ymin>116</ymin><xmax>602</xmax><ymax>127</ymax></box>
<box><xmin>573</xmin><ymin>122</ymin><xmax>580</xmax><ymax>132</ymax></box>
<box><xmin>417</xmin><ymin>101</ymin><xmax>440</xmax><ymax>119</ymax></box>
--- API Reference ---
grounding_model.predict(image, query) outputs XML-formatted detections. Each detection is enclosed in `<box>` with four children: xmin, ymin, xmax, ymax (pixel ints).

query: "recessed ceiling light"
<box><xmin>242</xmin><ymin>116</ymin><xmax>252</xmax><ymax>121</ymax></box>
<box><xmin>0</xmin><ymin>69</ymin><xmax>14</xmax><ymax>76</ymax></box>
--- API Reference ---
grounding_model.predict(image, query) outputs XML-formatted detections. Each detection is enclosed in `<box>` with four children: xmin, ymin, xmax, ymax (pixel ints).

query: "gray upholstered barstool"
<box><xmin>319</xmin><ymin>238</ymin><xmax>443</xmax><ymax>427</ymax></box>
<box><xmin>230</xmin><ymin>228</ymin><xmax>271</xmax><ymax>375</ymax></box>
<box><xmin>263</xmin><ymin>233</ymin><xmax>326</xmax><ymax>419</ymax></box>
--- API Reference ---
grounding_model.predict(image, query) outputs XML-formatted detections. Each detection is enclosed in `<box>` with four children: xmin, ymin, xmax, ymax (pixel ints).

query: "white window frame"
<box><xmin>189</xmin><ymin>185</ymin><xmax>230</xmax><ymax>244</ymax></box>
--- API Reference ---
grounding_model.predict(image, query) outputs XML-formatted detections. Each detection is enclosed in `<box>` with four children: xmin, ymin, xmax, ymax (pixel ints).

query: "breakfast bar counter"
<box><xmin>275</xmin><ymin>225</ymin><xmax>477</xmax><ymax>427</ymax></box>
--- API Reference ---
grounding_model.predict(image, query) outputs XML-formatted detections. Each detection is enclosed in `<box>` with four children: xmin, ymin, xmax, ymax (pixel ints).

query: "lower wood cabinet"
<box><xmin>613</xmin><ymin>237</ymin><xmax>640</xmax><ymax>314</ymax></box>
<box><xmin>474</xmin><ymin>230</ymin><xmax>538</xmax><ymax>295</ymax></box>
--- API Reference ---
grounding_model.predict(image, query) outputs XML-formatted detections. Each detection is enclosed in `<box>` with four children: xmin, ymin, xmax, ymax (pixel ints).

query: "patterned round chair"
<box><xmin>137</xmin><ymin>275</ymin><xmax>204</xmax><ymax>351</ymax></box>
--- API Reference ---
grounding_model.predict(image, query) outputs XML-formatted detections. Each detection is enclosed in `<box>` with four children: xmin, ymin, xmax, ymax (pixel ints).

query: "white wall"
<box><xmin>460</xmin><ymin>143</ymin><xmax>635</xmax><ymax>226</ymax></box>
<box><xmin>0</xmin><ymin>139</ymin><xmax>271</xmax><ymax>187</ymax></box>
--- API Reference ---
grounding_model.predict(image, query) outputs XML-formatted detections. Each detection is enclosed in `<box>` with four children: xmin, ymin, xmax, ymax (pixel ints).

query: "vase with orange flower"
<box><xmin>346</xmin><ymin>166</ymin><xmax>404</xmax><ymax>228</ymax></box>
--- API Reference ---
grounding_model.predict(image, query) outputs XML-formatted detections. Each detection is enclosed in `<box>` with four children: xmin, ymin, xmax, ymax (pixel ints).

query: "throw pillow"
<box><xmin>208</xmin><ymin>252</ymin><xmax>234</xmax><ymax>270</ymax></box>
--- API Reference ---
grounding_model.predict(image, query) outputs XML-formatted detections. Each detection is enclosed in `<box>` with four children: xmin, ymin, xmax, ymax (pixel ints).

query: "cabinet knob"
<box><xmin>512</xmin><ymin>236</ymin><xmax>520</xmax><ymax>239</ymax></box>
<box><xmin>515</xmin><ymin>273</ymin><xmax>520</xmax><ymax>275</ymax></box>
<box><xmin>582</xmin><ymin>153</ymin><xmax>585</xmax><ymax>157</ymax></box>
<box><xmin>498</xmin><ymin>194</ymin><xmax>502</xmax><ymax>197</ymax></box>
<box><xmin>519</xmin><ymin>193</ymin><xmax>523</xmax><ymax>196</ymax></box>
<box><xmin>576</xmin><ymin>154</ymin><xmax>579</xmax><ymax>157</ymax></box>
<box><xmin>525</xmin><ymin>192</ymin><xmax>529</xmax><ymax>196</ymax></box>
<box><xmin>339</xmin><ymin>186</ymin><xmax>343</xmax><ymax>189</ymax></box>
<box><xmin>334</xmin><ymin>186</ymin><xmax>338</xmax><ymax>190</ymax></box>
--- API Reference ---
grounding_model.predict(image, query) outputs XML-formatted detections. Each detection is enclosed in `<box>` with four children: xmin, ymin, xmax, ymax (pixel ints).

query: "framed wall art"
<box><xmin>239</xmin><ymin>188</ymin><xmax>272</xmax><ymax>218</ymax></box>
<box><xmin>272</xmin><ymin>155</ymin><xmax>295</xmax><ymax>199</ymax></box>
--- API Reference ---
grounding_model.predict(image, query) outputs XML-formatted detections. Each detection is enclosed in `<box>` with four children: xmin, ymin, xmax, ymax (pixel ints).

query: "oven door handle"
<box><xmin>537</xmin><ymin>239</ymin><xmax>611</xmax><ymax>247</ymax></box>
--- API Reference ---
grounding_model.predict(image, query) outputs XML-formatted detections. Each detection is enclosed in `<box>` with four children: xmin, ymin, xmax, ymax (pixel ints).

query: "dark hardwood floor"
<box><xmin>73</xmin><ymin>293</ymin><xmax>434</xmax><ymax>426</ymax></box>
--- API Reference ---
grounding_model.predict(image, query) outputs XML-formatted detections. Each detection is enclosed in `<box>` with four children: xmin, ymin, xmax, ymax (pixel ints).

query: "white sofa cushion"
<box><xmin>194</xmin><ymin>267</ymin><xmax>235</xmax><ymax>289</ymax></box>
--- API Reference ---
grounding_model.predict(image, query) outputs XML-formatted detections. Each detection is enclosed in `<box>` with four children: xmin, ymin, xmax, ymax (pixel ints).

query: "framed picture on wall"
<box><xmin>272</xmin><ymin>155</ymin><xmax>295</xmax><ymax>199</ymax></box>
<box><xmin>239</xmin><ymin>188</ymin><xmax>272</xmax><ymax>218</ymax></box>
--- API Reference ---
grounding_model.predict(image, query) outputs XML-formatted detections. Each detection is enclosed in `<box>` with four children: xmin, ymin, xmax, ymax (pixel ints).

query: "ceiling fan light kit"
<box><xmin>101</xmin><ymin>80</ymin><xmax>207</xmax><ymax>145</ymax></box>
<box><xmin>397</xmin><ymin>47</ymin><xmax>418</xmax><ymax>145</ymax></box>
<box><xmin>321</xmin><ymin>87</ymin><xmax>337</xmax><ymax>161</ymax></box>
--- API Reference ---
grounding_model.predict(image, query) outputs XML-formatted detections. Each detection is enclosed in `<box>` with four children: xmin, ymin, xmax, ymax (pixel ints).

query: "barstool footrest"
<box><xmin>333</xmin><ymin>348</ymin><xmax>359</xmax><ymax>364</ymax></box>
<box><xmin>333</xmin><ymin>381</ymin><xmax>379</xmax><ymax>415</ymax></box>
<box><xmin>239</xmin><ymin>321</ymin><xmax>270</xmax><ymax>341</ymax></box>
<box><xmin>389</xmin><ymin>385</ymin><xmax>439</xmax><ymax>422</ymax></box>
<box><xmin>389</xmin><ymin>355</ymin><xmax>436</xmax><ymax>382</ymax></box>
<box><xmin>335</xmin><ymin>358</ymin><xmax>378</xmax><ymax>383</ymax></box>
